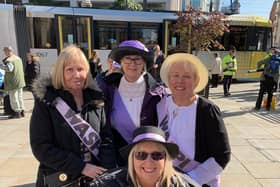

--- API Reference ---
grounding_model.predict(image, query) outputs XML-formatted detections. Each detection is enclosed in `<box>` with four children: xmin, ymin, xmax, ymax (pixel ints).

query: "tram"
<box><xmin>0</xmin><ymin>3</ymin><xmax>272</xmax><ymax>80</ymax></box>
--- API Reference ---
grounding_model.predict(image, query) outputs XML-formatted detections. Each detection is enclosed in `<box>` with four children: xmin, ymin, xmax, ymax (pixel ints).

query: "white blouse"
<box><xmin>118</xmin><ymin>75</ymin><xmax>146</xmax><ymax>127</ymax></box>
<box><xmin>166</xmin><ymin>95</ymin><xmax>198</xmax><ymax>159</ymax></box>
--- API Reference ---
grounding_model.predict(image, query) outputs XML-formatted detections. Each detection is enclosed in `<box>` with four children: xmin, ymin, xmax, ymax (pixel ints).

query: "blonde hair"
<box><xmin>51</xmin><ymin>45</ymin><xmax>90</xmax><ymax>89</ymax></box>
<box><xmin>127</xmin><ymin>141</ymin><xmax>183</xmax><ymax>187</ymax></box>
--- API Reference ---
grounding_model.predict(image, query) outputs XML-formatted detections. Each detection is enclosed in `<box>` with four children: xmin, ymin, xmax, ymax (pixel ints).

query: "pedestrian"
<box><xmin>222</xmin><ymin>46</ymin><xmax>237</xmax><ymax>96</ymax></box>
<box><xmin>96</xmin><ymin>40</ymin><xmax>165</xmax><ymax>166</ymax></box>
<box><xmin>30</xmin><ymin>45</ymin><xmax>115</xmax><ymax>187</ymax></box>
<box><xmin>88</xmin><ymin>126</ymin><xmax>199</xmax><ymax>187</ymax></box>
<box><xmin>149</xmin><ymin>44</ymin><xmax>165</xmax><ymax>82</ymax></box>
<box><xmin>210</xmin><ymin>53</ymin><xmax>222</xmax><ymax>88</ymax></box>
<box><xmin>24</xmin><ymin>53</ymin><xmax>40</xmax><ymax>91</ymax></box>
<box><xmin>0</xmin><ymin>46</ymin><xmax>25</xmax><ymax>118</ymax></box>
<box><xmin>89</xmin><ymin>50</ymin><xmax>102</xmax><ymax>78</ymax></box>
<box><xmin>158</xmin><ymin>53</ymin><xmax>231</xmax><ymax>186</ymax></box>
<box><xmin>255</xmin><ymin>47</ymin><xmax>280</xmax><ymax>111</ymax></box>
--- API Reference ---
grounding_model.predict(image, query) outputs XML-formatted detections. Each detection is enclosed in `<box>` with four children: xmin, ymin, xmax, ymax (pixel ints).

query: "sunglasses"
<box><xmin>134</xmin><ymin>151</ymin><xmax>166</xmax><ymax>161</ymax></box>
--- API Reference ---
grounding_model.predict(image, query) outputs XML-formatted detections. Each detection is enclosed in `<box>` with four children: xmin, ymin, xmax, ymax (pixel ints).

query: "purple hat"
<box><xmin>110</xmin><ymin>40</ymin><xmax>154</xmax><ymax>65</ymax></box>
<box><xmin>120</xmin><ymin>126</ymin><xmax>179</xmax><ymax>159</ymax></box>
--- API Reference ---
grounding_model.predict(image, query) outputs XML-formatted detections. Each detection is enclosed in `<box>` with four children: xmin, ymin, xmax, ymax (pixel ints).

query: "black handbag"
<box><xmin>44</xmin><ymin>171</ymin><xmax>81</xmax><ymax>187</ymax></box>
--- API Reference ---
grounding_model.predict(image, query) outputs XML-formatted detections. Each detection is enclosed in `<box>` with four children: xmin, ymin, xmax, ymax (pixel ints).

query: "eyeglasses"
<box><xmin>122</xmin><ymin>56</ymin><xmax>144</xmax><ymax>65</ymax></box>
<box><xmin>134</xmin><ymin>151</ymin><xmax>166</xmax><ymax>161</ymax></box>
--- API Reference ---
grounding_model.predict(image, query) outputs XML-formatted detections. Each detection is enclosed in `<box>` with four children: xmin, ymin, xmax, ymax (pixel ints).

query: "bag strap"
<box><xmin>53</xmin><ymin>97</ymin><xmax>101</xmax><ymax>159</ymax></box>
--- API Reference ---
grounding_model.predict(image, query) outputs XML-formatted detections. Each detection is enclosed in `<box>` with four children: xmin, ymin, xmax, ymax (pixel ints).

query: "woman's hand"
<box><xmin>81</xmin><ymin>163</ymin><xmax>107</xmax><ymax>178</ymax></box>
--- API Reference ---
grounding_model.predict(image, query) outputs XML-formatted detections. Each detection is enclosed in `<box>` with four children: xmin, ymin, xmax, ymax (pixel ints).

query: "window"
<box><xmin>95</xmin><ymin>21</ymin><xmax>127</xmax><ymax>49</ymax></box>
<box><xmin>28</xmin><ymin>17</ymin><xmax>57</xmax><ymax>49</ymax></box>
<box><xmin>131</xmin><ymin>23</ymin><xmax>160</xmax><ymax>46</ymax></box>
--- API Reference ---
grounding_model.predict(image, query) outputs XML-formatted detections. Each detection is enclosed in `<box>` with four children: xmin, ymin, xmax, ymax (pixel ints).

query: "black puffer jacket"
<box><xmin>88</xmin><ymin>167</ymin><xmax>199</xmax><ymax>187</ymax></box>
<box><xmin>30</xmin><ymin>77</ymin><xmax>116</xmax><ymax>187</ymax></box>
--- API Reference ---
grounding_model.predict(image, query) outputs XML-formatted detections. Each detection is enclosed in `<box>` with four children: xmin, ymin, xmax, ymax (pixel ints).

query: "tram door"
<box><xmin>57</xmin><ymin>15</ymin><xmax>92</xmax><ymax>58</ymax></box>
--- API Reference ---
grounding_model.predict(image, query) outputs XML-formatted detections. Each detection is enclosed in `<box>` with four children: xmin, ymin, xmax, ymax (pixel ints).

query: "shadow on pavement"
<box><xmin>11</xmin><ymin>183</ymin><xmax>35</xmax><ymax>187</ymax></box>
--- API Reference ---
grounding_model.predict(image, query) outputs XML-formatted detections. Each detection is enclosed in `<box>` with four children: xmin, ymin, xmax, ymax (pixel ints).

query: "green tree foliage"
<box><xmin>174</xmin><ymin>7</ymin><xmax>229</xmax><ymax>54</ymax></box>
<box><xmin>112</xmin><ymin>0</ymin><xmax>143</xmax><ymax>11</ymax></box>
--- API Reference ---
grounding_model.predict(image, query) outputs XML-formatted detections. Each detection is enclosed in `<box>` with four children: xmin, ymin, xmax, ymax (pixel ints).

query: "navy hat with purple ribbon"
<box><xmin>120</xmin><ymin>126</ymin><xmax>179</xmax><ymax>159</ymax></box>
<box><xmin>110</xmin><ymin>40</ymin><xmax>154</xmax><ymax>65</ymax></box>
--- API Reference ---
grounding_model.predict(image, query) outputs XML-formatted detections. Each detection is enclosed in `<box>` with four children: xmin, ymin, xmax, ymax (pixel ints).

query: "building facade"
<box><xmin>270</xmin><ymin>0</ymin><xmax>280</xmax><ymax>47</ymax></box>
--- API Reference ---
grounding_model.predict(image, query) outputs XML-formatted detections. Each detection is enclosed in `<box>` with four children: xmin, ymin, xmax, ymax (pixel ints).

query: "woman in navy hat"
<box><xmin>97</xmin><ymin>40</ymin><xmax>166</xmax><ymax>166</ymax></box>
<box><xmin>89</xmin><ymin>126</ymin><xmax>199</xmax><ymax>187</ymax></box>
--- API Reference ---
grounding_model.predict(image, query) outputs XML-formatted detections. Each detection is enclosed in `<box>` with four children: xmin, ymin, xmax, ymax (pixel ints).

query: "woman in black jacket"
<box><xmin>30</xmin><ymin>45</ymin><xmax>115</xmax><ymax>187</ymax></box>
<box><xmin>157</xmin><ymin>53</ymin><xmax>230</xmax><ymax>187</ymax></box>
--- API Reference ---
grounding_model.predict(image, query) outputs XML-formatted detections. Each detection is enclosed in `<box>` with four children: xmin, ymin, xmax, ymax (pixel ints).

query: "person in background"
<box><xmin>222</xmin><ymin>46</ymin><xmax>237</xmax><ymax>96</ymax></box>
<box><xmin>0</xmin><ymin>46</ymin><xmax>25</xmax><ymax>118</ymax></box>
<box><xmin>149</xmin><ymin>44</ymin><xmax>165</xmax><ymax>82</ymax></box>
<box><xmin>30</xmin><ymin>45</ymin><xmax>115</xmax><ymax>187</ymax></box>
<box><xmin>158</xmin><ymin>53</ymin><xmax>231</xmax><ymax>187</ymax></box>
<box><xmin>96</xmin><ymin>40</ymin><xmax>165</xmax><ymax>166</ymax></box>
<box><xmin>89</xmin><ymin>126</ymin><xmax>199</xmax><ymax>187</ymax></box>
<box><xmin>210</xmin><ymin>53</ymin><xmax>222</xmax><ymax>88</ymax></box>
<box><xmin>254</xmin><ymin>48</ymin><xmax>280</xmax><ymax>111</ymax></box>
<box><xmin>89</xmin><ymin>50</ymin><xmax>102</xmax><ymax>78</ymax></box>
<box><xmin>25</xmin><ymin>53</ymin><xmax>40</xmax><ymax>91</ymax></box>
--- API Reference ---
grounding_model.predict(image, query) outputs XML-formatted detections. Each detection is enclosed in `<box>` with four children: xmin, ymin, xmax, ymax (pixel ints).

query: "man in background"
<box><xmin>0</xmin><ymin>46</ymin><xmax>25</xmax><ymax>118</ymax></box>
<box><xmin>222</xmin><ymin>46</ymin><xmax>237</xmax><ymax>96</ymax></box>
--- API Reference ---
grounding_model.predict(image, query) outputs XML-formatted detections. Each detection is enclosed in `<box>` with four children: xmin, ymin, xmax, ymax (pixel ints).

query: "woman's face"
<box><xmin>133</xmin><ymin>141</ymin><xmax>165</xmax><ymax>185</ymax></box>
<box><xmin>121</xmin><ymin>55</ymin><xmax>144</xmax><ymax>82</ymax></box>
<box><xmin>168</xmin><ymin>62</ymin><xmax>197</xmax><ymax>98</ymax></box>
<box><xmin>63</xmin><ymin>60</ymin><xmax>87</xmax><ymax>92</ymax></box>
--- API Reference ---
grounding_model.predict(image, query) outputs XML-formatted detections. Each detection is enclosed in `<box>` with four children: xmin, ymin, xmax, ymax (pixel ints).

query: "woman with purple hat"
<box><xmin>88</xmin><ymin>126</ymin><xmax>200</xmax><ymax>187</ymax></box>
<box><xmin>96</xmin><ymin>40</ymin><xmax>165</xmax><ymax>166</ymax></box>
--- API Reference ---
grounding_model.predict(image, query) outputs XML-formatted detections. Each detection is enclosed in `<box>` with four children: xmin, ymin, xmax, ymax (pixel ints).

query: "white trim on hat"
<box><xmin>133</xmin><ymin>133</ymin><xmax>166</xmax><ymax>143</ymax></box>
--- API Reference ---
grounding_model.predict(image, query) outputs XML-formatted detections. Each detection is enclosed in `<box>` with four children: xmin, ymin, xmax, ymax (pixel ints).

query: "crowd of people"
<box><xmin>1</xmin><ymin>40</ymin><xmax>279</xmax><ymax>187</ymax></box>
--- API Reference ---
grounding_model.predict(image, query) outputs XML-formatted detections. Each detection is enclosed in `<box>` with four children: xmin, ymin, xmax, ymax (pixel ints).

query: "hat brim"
<box><xmin>160</xmin><ymin>53</ymin><xmax>209</xmax><ymax>93</ymax></box>
<box><xmin>110</xmin><ymin>46</ymin><xmax>154</xmax><ymax>65</ymax></box>
<box><xmin>120</xmin><ymin>140</ymin><xmax>179</xmax><ymax>160</ymax></box>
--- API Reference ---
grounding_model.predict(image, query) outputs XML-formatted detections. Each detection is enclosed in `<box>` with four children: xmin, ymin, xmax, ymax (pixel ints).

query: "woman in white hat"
<box><xmin>157</xmin><ymin>53</ymin><xmax>231</xmax><ymax>187</ymax></box>
<box><xmin>89</xmin><ymin>126</ymin><xmax>200</xmax><ymax>187</ymax></box>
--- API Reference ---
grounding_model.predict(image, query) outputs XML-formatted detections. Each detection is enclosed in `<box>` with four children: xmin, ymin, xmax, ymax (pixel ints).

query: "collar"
<box><xmin>118</xmin><ymin>75</ymin><xmax>146</xmax><ymax>98</ymax></box>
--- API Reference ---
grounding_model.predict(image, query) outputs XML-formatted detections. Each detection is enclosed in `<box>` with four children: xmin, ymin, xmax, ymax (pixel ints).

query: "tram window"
<box><xmin>256</xmin><ymin>31</ymin><xmax>265</xmax><ymax>51</ymax></box>
<box><xmin>95</xmin><ymin>21</ymin><xmax>127</xmax><ymax>49</ymax></box>
<box><xmin>131</xmin><ymin>23</ymin><xmax>160</xmax><ymax>46</ymax></box>
<box><xmin>28</xmin><ymin>18</ymin><xmax>56</xmax><ymax>49</ymax></box>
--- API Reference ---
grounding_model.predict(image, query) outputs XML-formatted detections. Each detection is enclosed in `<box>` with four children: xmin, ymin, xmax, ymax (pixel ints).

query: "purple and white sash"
<box><xmin>53</xmin><ymin>97</ymin><xmax>101</xmax><ymax>159</ymax></box>
<box><xmin>110</xmin><ymin>90</ymin><xmax>137</xmax><ymax>143</ymax></box>
<box><xmin>157</xmin><ymin>96</ymin><xmax>220</xmax><ymax>187</ymax></box>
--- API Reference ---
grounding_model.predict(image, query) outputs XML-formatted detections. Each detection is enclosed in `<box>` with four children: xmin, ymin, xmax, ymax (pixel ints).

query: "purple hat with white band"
<box><xmin>110</xmin><ymin>40</ymin><xmax>154</xmax><ymax>65</ymax></box>
<box><xmin>120</xmin><ymin>126</ymin><xmax>179</xmax><ymax>159</ymax></box>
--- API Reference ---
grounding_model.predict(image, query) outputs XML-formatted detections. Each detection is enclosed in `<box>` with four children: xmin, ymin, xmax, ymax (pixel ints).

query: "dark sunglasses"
<box><xmin>134</xmin><ymin>151</ymin><xmax>166</xmax><ymax>161</ymax></box>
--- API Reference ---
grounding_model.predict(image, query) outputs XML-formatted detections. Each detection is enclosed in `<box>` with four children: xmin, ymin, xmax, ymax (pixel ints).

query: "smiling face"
<box><xmin>63</xmin><ymin>60</ymin><xmax>87</xmax><ymax>93</ymax></box>
<box><xmin>121</xmin><ymin>55</ymin><xmax>145</xmax><ymax>82</ymax></box>
<box><xmin>133</xmin><ymin>141</ymin><xmax>165</xmax><ymax>186</ymax></box>
<box><xmin>168</xmin><ymin>61</ymin><xmax>198</xmax><ymax>100</ymax></box>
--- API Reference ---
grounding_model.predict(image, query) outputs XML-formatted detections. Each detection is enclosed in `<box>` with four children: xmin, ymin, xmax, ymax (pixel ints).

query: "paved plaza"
<box><xmin>0</xmin><ymin>82</ymin><xmax>280</xmax><ymax>187</ymax></box>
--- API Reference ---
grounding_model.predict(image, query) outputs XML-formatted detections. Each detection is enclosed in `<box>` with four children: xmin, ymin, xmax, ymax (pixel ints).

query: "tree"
<box><xmin>173</xmin><ymin>7</ymin><xmax>229</xmax><ymax>54</ymax></box>
<box><xmin>112</xmin><ymin>0</ymin><xmax>143</xmax><ymax>11</ymax></box>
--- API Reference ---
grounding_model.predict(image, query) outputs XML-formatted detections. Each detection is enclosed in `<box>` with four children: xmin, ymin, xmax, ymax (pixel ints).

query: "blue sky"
<box><xmin>221</xmin><ymin>0</ymin><xmax>274</xmax><ymax>18</ymax></box>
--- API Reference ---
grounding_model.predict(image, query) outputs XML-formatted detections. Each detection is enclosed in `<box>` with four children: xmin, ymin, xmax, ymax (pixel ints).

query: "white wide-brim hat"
<box><xmin>160</xmin><ymin>53</ymin><xmax>209</xmax><ymax>93</ymax></box>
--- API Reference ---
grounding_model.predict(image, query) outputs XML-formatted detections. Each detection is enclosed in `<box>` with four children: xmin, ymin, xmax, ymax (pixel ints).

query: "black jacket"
<box><xmin>25</xmin><ymin>60</ymin><xmax>40</xmax><ymax>86</ymax></box>
<box><xmin>30</xmin><ymin>77</ymin><xmax>116</xmax><ymax>187</ymax></box>
<box><xmin>88</xmin><ymin>167</ymin><xmax>197</xmax><ymax>187</ymax></box>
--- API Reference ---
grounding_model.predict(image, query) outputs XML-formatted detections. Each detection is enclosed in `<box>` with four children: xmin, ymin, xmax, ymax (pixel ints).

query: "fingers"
<box><xmin>82</xmin><ymin>164</ymin><xmax>107</xmax><ymax>178</ymax></box>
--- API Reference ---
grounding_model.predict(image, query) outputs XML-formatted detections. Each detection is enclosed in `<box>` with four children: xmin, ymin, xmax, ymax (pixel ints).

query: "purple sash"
<box><xmin>157</xmin><ymin>96</ymin><xmax>220</xmax><ymax>187</ymax></box>
<box><xmin>110</xmin><ymin>89</ymin><xmax>137</xmax><ymax>143</ymax></box>
<box><xmin>53</xmin><ymin>97</ymin><xmax>101</xmax><ymax>159</ymax></box>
